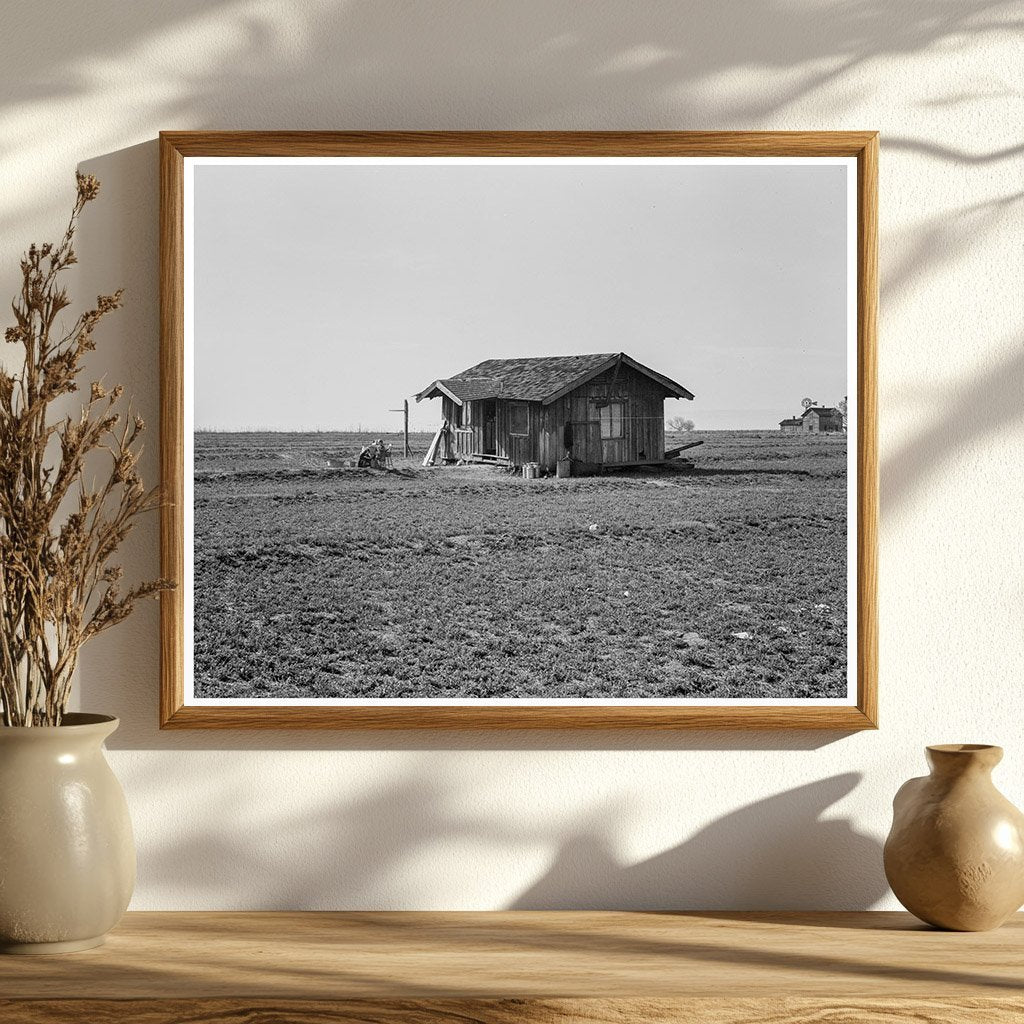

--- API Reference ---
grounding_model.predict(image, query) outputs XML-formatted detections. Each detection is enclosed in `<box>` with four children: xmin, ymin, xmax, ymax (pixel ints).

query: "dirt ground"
<box><xmin>192</xmin><ymin>430</ymin><xmax>849</xmax><ymax>699</ymax></box>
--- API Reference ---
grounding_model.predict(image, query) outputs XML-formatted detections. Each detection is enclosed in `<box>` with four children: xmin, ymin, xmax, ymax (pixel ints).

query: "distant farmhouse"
<box><xmin>417</xmin><ymin>352</ymin><xmax>693</xmax><ymax>475</ymax></box>
<box><xmin>779</xmin><ymin>406</ymin><xmax>845</xmax><ymax>434</ymax></box>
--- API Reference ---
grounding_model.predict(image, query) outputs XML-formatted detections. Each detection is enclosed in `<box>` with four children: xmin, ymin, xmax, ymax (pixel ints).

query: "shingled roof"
<box><xmin>802</xmin><ymin>406</ymin><xmax>841</xmax><ymax>417</ymax></box>
<box><xmin>416</xmin><ymin>353</ymin><xmax>693</xmax><ymax>405</ymax></box>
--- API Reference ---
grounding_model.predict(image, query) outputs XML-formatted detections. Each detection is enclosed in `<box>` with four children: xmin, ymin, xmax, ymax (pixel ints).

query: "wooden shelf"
<box><xmin>1</xmin><ymin>911</ymin><xmax>1021</xmax><ymax>1022</ymax></box>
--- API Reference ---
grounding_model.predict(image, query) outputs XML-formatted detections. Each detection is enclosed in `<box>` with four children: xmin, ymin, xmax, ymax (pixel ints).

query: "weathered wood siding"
<box><xmin>440</xmin><ymin>396</ymin><xmax>459</xmax><ymax>431</ymax></box>
<box><xmin>497</xmin><ymin>400</ymin><xmax>540</xmax><ymax>466</ymax></box>
<box><xmin>539</xmin><ymin>365</ymin><xmax>669</xmax><ymax>471</ymax></box>
<box><xmin>441</xmin><ymin>396</ymin><xmax>475</xmax><ymax>460</ymax></box>
<box><xmin>458</xmin><ymin>398</ymin><xmax>479</xmax><ymax>459</ymax></box>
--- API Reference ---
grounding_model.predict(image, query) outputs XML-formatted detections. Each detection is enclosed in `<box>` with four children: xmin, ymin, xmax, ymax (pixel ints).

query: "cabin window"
<box><xmin>451</xmin><ymin>403</ymin><xmax>463</xmax><ymax>427</ymax></box>
<box><xmin>599</xmin><ymin>402</ymin><xmax>624</xmax><ymax>439</ymax></box>
<box><xmin>509</xmin><ymin>402</ymin><xmax>529</xmax><ymax>435</ymax></box>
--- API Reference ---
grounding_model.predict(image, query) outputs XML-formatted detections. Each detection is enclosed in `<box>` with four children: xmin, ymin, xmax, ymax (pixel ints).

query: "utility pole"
<box><xmin>389</xmin><ymin>399</ymin><xmax>410</xmax><ymax>457</ymax></box>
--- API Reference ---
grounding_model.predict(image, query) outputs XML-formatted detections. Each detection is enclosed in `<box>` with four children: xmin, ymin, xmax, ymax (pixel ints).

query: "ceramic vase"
<box><xmin>884</xmin><ymin>744</ymin><xmax>1024</xmax><ymax>931</ymax></box>
<box><xmin>0</xmin><ymin>714</ymin><xmax>135</xmax><ymax>953</ymax></box>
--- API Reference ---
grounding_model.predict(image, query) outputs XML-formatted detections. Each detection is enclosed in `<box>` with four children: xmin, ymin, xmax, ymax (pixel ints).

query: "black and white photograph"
<box><xmin>182</xmin><ymin>152</ymin><xmax>859</xmax><ymax>709</ymax></box>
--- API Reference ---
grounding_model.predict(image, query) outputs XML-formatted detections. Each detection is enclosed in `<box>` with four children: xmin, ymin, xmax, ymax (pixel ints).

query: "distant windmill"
<box><xmin>801</xmin><ymin>397</ymin><xmax>815</xmax><ymax>410</ymax></box>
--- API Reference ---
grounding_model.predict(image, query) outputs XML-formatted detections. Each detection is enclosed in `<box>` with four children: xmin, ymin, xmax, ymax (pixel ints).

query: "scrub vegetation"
<box><xmin>193</xmin><ymin>430</ymin><xmax>847</xmax><ymax>700</ymax></box>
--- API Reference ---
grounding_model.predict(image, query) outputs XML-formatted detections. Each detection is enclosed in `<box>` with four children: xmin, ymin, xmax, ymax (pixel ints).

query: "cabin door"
<box><xmin>481</xmin><ymin>399</ymin><xmax>497</xmax><ymax>454</ymax></box>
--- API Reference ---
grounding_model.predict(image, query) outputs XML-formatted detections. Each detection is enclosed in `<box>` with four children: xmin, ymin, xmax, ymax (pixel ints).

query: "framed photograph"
<box><xmin>159</xmin><ymin>131</ymin><xmax>877</xmax><ymax>729</ymax></box>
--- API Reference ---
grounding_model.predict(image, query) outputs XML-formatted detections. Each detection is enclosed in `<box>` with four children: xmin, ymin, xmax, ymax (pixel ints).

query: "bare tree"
<box><xmin>666</xmin><ymin>416</ymin><xmax>694</xmax><ymax>433</ymax></box>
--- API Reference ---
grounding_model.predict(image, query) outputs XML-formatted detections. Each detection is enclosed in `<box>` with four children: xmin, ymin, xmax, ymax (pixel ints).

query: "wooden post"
<box><xmin>390</xmin><ymin>399</ymin><xmax>412</xmax><ymax>457</ymax></box>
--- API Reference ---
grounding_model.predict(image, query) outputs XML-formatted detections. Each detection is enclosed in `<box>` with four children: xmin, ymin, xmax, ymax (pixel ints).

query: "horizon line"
<box><xmin>193</xmin><ymin>425</ymin><xmax>787</xmax><ymax>434</ymax></box>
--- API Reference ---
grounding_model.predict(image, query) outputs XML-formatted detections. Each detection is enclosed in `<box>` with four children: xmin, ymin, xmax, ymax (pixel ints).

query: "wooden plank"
<box><xmin>3</xmin><ymin>997</ymin><xmax>1022</xmax><ymax>1024</ymax></box>
<box><xmin>0</xmin><ymin>911</ymin><xmax>1020</xmax><ymax>1015</ymax></box>
<box><xmin>156</xmin><ymin>703</ymin><xmax>878</xmax><ymax>729</ymax></box>
<box><xmin>159</xmin><ymin>131</ymin><xmax>881</xmax><ymax>159</ymax></box>
<box><xmin>422</xmin><ymin>425</ymin><xmax>445</xmax><ymax>467</ymax></box>
<box><xmin>857</xmin><ymin>132</ymin><xmax>880</xmax><ymax>730</ymax></box>
<box><xmin>158</xmin><ymin>134</ymin><xmax>185</xmax><ymax>729</ymax></box>
<box><xmin>666</xmin><ymin>441</ymin><xmax>705</xmax><ymax>458</ymax></box>
<box><xmin>600</xmin><ymin>459</ymin><xmax>670</xmax><ymax>471</ymax></box>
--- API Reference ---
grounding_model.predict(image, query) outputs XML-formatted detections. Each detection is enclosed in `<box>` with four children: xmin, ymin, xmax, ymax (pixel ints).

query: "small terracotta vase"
<box><xmin>884</xmin><ymin>744</ymin><xmax>1024</xmax><ymax>931</ymax></box>
<box><xmin>0</xmin><ymin>714</ymin><xmax>135</xmax><ymax>953</ymax></box>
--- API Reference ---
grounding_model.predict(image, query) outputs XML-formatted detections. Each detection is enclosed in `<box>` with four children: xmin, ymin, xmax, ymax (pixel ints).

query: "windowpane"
<box><xmin>599</xmin><ymin>402</ymin><xmax>624</xmax><ymax>439</ymax></box>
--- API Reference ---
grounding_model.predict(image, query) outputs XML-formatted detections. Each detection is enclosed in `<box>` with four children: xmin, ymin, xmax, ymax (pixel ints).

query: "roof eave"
<box><xmin>415</xmin><ymin>381</ymin><xmax>464</xmax><ymax>405</ymax></box>
<box><xmin>620</xmin><ymin>354</ymin><xmax>694</xmax><ymax>400</ymax></box>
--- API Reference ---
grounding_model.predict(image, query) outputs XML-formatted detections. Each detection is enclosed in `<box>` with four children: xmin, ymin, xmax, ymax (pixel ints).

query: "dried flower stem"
<box><xmin>0</xmin><ymin>173</ymin><xmax>172</xmax><ymax>726</ymax></box>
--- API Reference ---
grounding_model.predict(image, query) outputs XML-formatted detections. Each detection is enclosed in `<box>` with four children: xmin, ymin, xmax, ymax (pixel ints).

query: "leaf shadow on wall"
<box><xmin>125</xmin><ymin>761</ymin><xmax>1024</xmax><ymax>986</ymax></box>
<box><xmin>130</xmin><ymin>760</ymin><xmax>886</xmax><ymax>911</ymax></box>
<box><xmin>882</xmin><ymin>336</ymin><xmax>1024</xmax><ymax>513</ymax></box>
<box><xmin>511</xmin><ymin>773</ymin><xmax>887</xmax><ymax>910</ymax></box>
<box><xmin>2</xmin><ymin>0</ymin><xmax>1016</xmax><ymax>132</ymax></box>
<box><xmin>1</xmin><ymin>0</ymin><xmax>1019</xmax><ymax>246</ymax></box>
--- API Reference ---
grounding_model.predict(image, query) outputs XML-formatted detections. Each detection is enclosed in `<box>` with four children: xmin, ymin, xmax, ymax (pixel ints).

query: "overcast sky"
<box><xmin>193</xmin><ymin>160</ymin><xmax>849</xmax><ymax>432</ymax></box>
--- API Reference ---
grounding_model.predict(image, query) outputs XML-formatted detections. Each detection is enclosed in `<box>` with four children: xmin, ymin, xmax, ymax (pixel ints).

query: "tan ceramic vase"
<box><xmin>0</xmin><ymin>714</ymin><xmax>135</xmax><ymax>953</ymax></box>
<box><xmin>884</xmin><ymin>744</ymin><xmax>1024</xmax><ymax>931</ymax></box>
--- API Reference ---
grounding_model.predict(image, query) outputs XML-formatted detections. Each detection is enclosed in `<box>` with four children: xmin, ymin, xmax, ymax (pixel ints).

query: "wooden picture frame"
<box><xmin>160</xmin><ymin>131</ymin><xmax>878</xmax><ymax>730</ymax></box>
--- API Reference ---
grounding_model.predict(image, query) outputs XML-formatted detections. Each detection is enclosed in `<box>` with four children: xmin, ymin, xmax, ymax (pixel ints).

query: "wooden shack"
<box><xmin>801</xmin><ymin>407</ymin><xmax>844</xmax><ymax>433</ymax></box>
<box><xmin>416</xmin><ymin>352</ymin><xmax>693</xmax><ymax>475</ymax></box>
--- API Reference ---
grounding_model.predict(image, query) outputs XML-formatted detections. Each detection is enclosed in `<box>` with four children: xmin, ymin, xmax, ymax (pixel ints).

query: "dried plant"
<box><xmin>0</xmin><ymin>174</ymin><xmax>171</xmax><ymax>726</ymax></box>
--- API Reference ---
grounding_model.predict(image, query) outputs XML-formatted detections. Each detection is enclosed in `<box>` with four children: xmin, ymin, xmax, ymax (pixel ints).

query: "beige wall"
<box><xmin>1</xmin><ymin>0</ymin><xmax>1021</xmax><ymax>909</ymax></box>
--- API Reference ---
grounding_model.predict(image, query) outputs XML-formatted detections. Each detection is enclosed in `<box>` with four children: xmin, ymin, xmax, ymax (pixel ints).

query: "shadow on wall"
<box><xmin>3</xmin><ymin>1</ymin><xmax>1017</xmax><ymax>125</ymax></box>
<box><xmin>882</xmin><ymin>336</ymin><xmax>1024</xmax><ymax>511</ymax></box>
<box><xmin>129</xmin><ymin>757</ymin><xmax>886</xmax><ymax>909</ymax></box>
<box><xmin>881</xmin><ymin>192</ymin><xmax>1023</xmax><ymax>310</ymax></box>
<box><xmin>512</xmin><ymin>773</ymin><xmax>886</xmax><ymax>910</ymax></box>
<box><xmin>0</xmin><ymin>0</ymin><xmax>1019</xmax><ymax>244</ymax></box>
